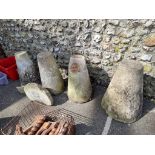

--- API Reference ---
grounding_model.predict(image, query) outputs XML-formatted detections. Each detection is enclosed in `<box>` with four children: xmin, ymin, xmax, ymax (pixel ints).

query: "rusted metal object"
<box><xmin>1</xmin><ymin>102</ymin><xmax>93</xmax><ymax>135</ymax></box>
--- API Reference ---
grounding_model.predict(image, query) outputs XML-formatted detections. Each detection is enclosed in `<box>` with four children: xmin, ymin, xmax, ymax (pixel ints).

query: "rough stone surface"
<box><xmin>144</xmin><ymin>33</ymin><xmax>155</xmax><ymax>47</ymax></box>
<box><xmin>144</xmin><ymin>20</ymin><xmax>153</xmax><ymax>27</ymax></box>
<box><xmin>16</xmin><ymin>86</ymin><xmax>25</xmax><ymax>94</ymax></box>
<box><xmin>140</xmin><ymin>54</ymin><xmax>152</xmax><ymax>62</ymax></box>
<box><xmin>101</xmin><ymin>60</ymin><xmax>143</xmax><ymax>123</ymax></box>
<box><xmin>91</xmin><ymin>57</ymin><xmax>101</xmax><ymax>64</ymax></box>
<box><xmin>24</xmin><ymin>83</ymin><xmax>53</xmax><ymax>105</ymax></box>
<box><xmin>15</xmin><ymin>51</ymin><xmax>39</xmax><ymax>86</ymax></box>
<box><xmin>0</xmin><ymin>19</ymin><xmax>155</xmax><ymax>99</ymax></box>
<box><xmin>37</xmin><ymin>52</ymin><xmax>64</xmax><ymax>94</ymax></box>
<box><xmin>108</xmin><ymin>19</ymin><xmax>119</xmax><ymax>26</ymax></box>
<box><xmin>93</xmin><ymin>34</ymin><xmax>102</xmax><ymax>43</ymax></box>
<box><xmin>68</xmin><ymin>55</ymin><xmax>92</xmax><ymax>103</ymax></box>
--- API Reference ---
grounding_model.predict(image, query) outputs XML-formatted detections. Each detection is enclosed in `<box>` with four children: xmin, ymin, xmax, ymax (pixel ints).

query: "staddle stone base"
<box><xmin>101</xmin><ymin>60</ymin><xmax>143</xmax><ymax>123</ymax></box>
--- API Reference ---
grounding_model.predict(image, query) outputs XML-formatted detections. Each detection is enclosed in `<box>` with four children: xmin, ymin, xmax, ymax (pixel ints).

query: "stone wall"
<box><xmin>0</xmin><ymin>19</ymin><xmax>155</xmax><ymax>99</ymax></box>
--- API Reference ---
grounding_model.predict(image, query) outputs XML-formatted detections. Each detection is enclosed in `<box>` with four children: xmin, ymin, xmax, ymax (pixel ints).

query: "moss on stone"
<box><xmin>114</xmin><ymin>46</ymin><xmax>120</xmax><ymax>53</ymax></box>
<box><xmin>114</xmin><ymin>43</ymin><xmax>126</xmax><ymax>53</ymax></box>
<box><xmin>68</xmin><ymin>73</ymin><xmax>92</xmax><ymax>103</ymax></box>
<box><xmin>143</xmin><ymin>64</ymin><xmax>152</xmax><ymax>73</ymax></box>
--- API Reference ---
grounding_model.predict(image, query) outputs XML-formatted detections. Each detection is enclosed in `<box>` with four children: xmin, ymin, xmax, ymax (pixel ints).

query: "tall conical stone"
<box><xmin>37</xmin><ymin>52</ymin><xmax>64</xmax><ymax>95</ymax></box>
<box><xmin>68</xmin><ymin>55</ymin><xmax>92</xmax><ymax>103</ymax></box>
<box><xmin>101</xmin><ymin>60</ymin><xmax>143</xmax><ymax>123</ymax></box>
<box><xmin>15</xmin><ymin>51</ymin><xmax>39</xmax><ymax>86</ymax></box>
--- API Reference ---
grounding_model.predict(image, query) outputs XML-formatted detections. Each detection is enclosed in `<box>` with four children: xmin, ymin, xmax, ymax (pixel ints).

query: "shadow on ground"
<box><xmin>0</xmin><ymin>116</ymin><xmax>17</xmax><ymax>135</ymax></box>
<box><xmin>76</xmin><ymin>123</ymin><xmax>94</xmax><ymax>135</ymax></box>
<box><xmin>108</xmin><ymin>98</ymin><xmax>155</xmax><ymax>135</ymax></box>
<box><xmin>0</xmin><ymin>80</ymin><xmax>25</xmax><ymax>111</ymax></box>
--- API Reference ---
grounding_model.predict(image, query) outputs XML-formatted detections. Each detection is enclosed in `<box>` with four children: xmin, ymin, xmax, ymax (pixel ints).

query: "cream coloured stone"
<box><xmin>37</xmin><ymin>52</ymin><xmax>64</xmax><ymax>95</ymax></box>
<box><xmin>15</xmin><ymin>51</ymin><xmax>39</xmax><ymax>86</ymax></box>
<box><xmin>24</xmin><ymin>83</ymin><xmax>53</xmax><ymax>105</ymax></box>
<box><xmin>68</xmin><ymin>55</ymin><xmax>92</xmax><ymax>103</ymax></box>
<box><xmin>101</xmin><ymin>60</ymin><xmax>143</xmax><ymax>123</ymax></box>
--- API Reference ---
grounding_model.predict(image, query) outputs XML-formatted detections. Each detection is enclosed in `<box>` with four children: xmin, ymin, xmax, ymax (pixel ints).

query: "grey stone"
<box><xmin>144</xmin><ymin>20</ymin><xmax>153</xmax><ymax>27</ymax></box>
<box><xmin>83</xmin><ymin>33</ymin><xmax>91</xmax><ymax>41</ymax></box>
<box><xmin>54</xmin><ymin>47</ymin><xmax>60</xmax><ymax>52</ymax></box>
<box><xmin>151</xmin><ymin>55</ymin><xmax>155</xmax><ymax>63</ymax></box>
<box><xmin>33</xmin><ymin>25</ymin><xmax>45</xmax><ymax>31</ymax></box>
<box><xmin>130</xmin><ymin>47</ymin><xmax>141</xmax><ymax>53</ymax></box>
<box><xmin>101</xmin><ymin>59</ymin><xmax>111</xmax><ymax>66</ymax></box>
<box><xmin>113</xmin><ymin>53</ymin><xmax>122</xmax><ymax>62</ymax></box>
<box><xmin>93</xmin><ymin>34</ymin><xmax>102</xmax><ymax>43</ymax></box>
<box><xmin>93</xmin><ymin>27</ymin><xmax>102</xmax><ymax>33</ymax></box>
<box><xmin>75</xmin><ymin>42</ymin><xmax>81</xmax><ymax>47</ymax></box>
<box><xmin>103</xmin><ymin>35</ymin><xmax>111</xmax><ymax>42</ymax></box>
<box><xmin>105</xmin><ymin>53</ymin><xmax>111</xmax><ymax>59</ymax></box>
<box><xmin>140</xmin><ymin>19</ymin><xmax>148</xmax><ymax>24</ymax></box>
<box><xmin>151</xmin><ymin>29</ymin><xmax>155</xmax><ymax>33</ymax></box>
<box><xmin>68</xmin><ymin>55</ymin><xmax>92</xmax><ymax>103</ymax></box>
<box><xmin>140</xmin><ymin>54</ymin><xmax>152</xmax><ymax>62</ymax></box>
<box><xmin>137</xmin><ymin>28</ymin><xmax>149</xmax><ymax>36</ymax></box>
<box><xmin>106</xmin><ymin>25</ymin><xmax>115</xmax><ymax>35</ymax></box>
<box><xmin>37</xmin><ymin>52</ymin><xmax>64</xmax><ymax>95</ymax></box>
<box><xmin>126</xmin><ymin>29</ymin><xmax>135</xmax><ymax>38</ymax></box>
<box><xmin>33</xmin><ymin>20</ymin><xmax>40</xmax><ymax>25</ymax></box>
<box><xmin>91</xmin><ymin>57</ymin><xmax>101</xmax><ymax>64</ymax></box>
<box><xmin>112</xmin><ymin>36</ymin><xmax>120</xmax><ymax>44</ymax></box>
<box><xmin>101</xmin><ymin>60</ymin><xmax>143</xmax><ymax>123</ymax></box>
<box><xmin>132</xmin><ymin>37</ymin><xmax>141</xmax><ymax>46</ymax></box>
<box><xmin>131</xmin><ymin>55</ymin><xmax>137</xmax><ymax>60</ymax></box>
<box><xmin>84</xmin><ymin>20</ymin><xmax>89</xmax><ymax>28</ymax></box>
<box><xmin>15</xmin><ymin>33</ymin><xmax>20</xmax><ymax>38</ymax></box>
<box><xmin>88</xmin><ymin>49</ymin><xmax>102</xmax><ymax>57</ymax></box>
<box><xmin>57</xmin><ymin>27</ymin><xmax>63</xmax><ymax>32</ymax></box>
<box><xmin>142</xmin><ymin>46</ymin><xmax>150</xmax><ymax>51</ymax></box>
<box><xmin>40</xmin><ymin>41</ymin><xmax>45</xmax><ymax>45</ymax></box>
<box><xmin>108</xmin><ymin>19</ymin><xmax>119</xmax><ymax>26</ymax></box>
<box><xmin>120</xmin><ymin>47</ymin><xmax>128</xmax><ymax>53</ymax></box>
<box><xmin>16</xmin><ymin>86</ymin><xmax>25</xmax><ymax>94</ymax></box>
<box><xmin>24</xmin><ymin>83</ymin><xmax>53</xmax><ymax>106</ymax></box>
<box><xmin>70</xmin><ymin>22</ymin><xmax>76</xmax><ymax>28</ymax></box>
<box><xmin>15</xmin><ymin>51</ymin><xmax>39</xmax><ymax>86</ymax></box>
<box><xmin>122</xmin><ymin>39</ymin><xmax>131</xmax><ymax>44</ymax></box>
<box><xmin>101</xmin><ymin>20</ymin><xmax>106</xmax><ymax>27</ymax></box>
<box><xmin>61</xmin><ymin>21</ymin><xmax>68</xmax><ymax>28</ymax></box>
<box><xmin>59</xmin><ymin>68</ymin><xmax>68</xmax><ymax>79</ymax></box>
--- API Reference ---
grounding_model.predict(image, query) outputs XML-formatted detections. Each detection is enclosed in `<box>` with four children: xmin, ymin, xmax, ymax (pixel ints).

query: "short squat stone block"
<box><xmin>24</xmin><ymin>83</ymin><xmax>53</xmax><ymax>106</ymax></box>
<box><xmin>101</xmin><ymin>60</ymin><xmax>143</xmax><ymax>123</ymax></box>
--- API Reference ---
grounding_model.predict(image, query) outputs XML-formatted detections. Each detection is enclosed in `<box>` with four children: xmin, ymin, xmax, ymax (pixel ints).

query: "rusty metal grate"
<box><xmin>1</xmin><ymin>101</ymin><xmax>94</xmax><ymax>135</ymax></box>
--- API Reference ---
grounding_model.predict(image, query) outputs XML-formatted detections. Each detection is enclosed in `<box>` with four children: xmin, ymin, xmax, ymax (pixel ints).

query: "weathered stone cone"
<box><xmin>68</xmin><ymin>55</ymin><xmax>92</xmax><ymax>103</ymax></box>
<box><xmin>15</xmin><ymin>51</ymin><xmax>38</xmax><ymax>86</ymax></box>
<box><xmin>37</xmin><ymin>52</ymin><xmax>64</xmax><ymax>95</ymax></box>
<box><xmin>24</xmin><ymin>83</ymin><xmax>53</xmax><ymax>106</ymax></box>
<box><xmin>101</xmin><ymin>60</ymin><xmax>143</xmax><ymax>123</ymax></box>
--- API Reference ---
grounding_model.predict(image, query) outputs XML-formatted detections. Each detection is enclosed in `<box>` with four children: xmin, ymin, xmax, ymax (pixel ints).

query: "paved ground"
<box><xmin>0</xmin><ymin>80</ymin><xmax>155</xmax><ymax>135</ymax></box>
